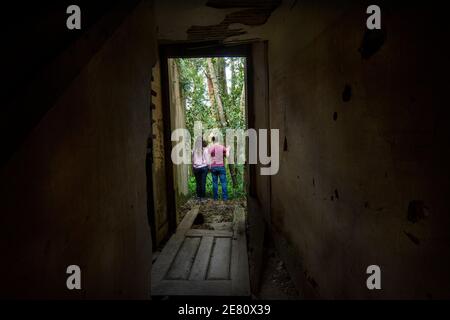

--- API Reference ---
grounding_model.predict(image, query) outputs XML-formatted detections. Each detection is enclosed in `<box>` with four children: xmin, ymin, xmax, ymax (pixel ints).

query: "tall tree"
<box><xmin>207</xmin><ymin>58</ymin><xmax>227</xmax><ymax>128</ymax></box>
<box><xmin>239</xmin><ymin>85</ymin><xmax>245</xmax><ymax>119</ymax></box>
<box><xmin>207</xmin><ymin>58</ymin><xmax>238</xmax><ymax>188</ymax></box>
<box><xmin>206</xmin><ymin>73</ymin><xmax>221</xmax><ymax>125</ymax></box>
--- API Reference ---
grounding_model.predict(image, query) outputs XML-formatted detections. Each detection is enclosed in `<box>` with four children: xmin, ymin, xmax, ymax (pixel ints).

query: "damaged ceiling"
<box><xmin>156</xmin><ymin>0</ymin><xmax>281</xmax><ymax>43</ymax></box>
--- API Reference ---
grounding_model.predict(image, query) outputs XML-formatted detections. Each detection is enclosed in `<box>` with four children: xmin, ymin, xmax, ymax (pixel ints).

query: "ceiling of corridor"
<box><xmin>155</xmin><ymin>0</ymin><xmax>283</xmax><ymax>43</ymax></box>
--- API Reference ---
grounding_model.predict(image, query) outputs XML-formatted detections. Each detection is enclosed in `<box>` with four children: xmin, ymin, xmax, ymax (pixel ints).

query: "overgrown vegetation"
<box><xmin>175</xmin><ymin>57</ymin><xmax>246</xmax><ymax>200</ymax></box>
<box><xmin>187</xmin><ymin>165</ymin><xmax>246</xmax><ymax>200</ymax></box>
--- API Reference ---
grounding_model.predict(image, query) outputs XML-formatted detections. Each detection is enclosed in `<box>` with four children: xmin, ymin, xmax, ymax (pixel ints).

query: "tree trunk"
<box><xmin>228</xmin><ymin>163</ymin><xmax>237</xmax><ymax>188</ymax></box>
<box><xmin>229</xmin><ymin>58</ymin><xmax>235</xmax><ymax>91</ymax></box>
<box><xmin>206</xmin><ymin>74</ymin><xmax>221</xmax><ymax>124</ymax></box>
<box><xmin>227</xmin><ymin>83</ymin><xmax>246</xmax><ymax>189</ymax></box>
<box><xmin>239</xmin><ymin>85</ymin><xmax>245</xmax><ymax>120</ymax></box>
<box><xmin>206</xmin><ymin>58</ymin><xmax>237</xmax><ymax>188</ymax></box>
<box><xmin>220</xmin><ymin>60</ymin><xmax>237</xmax><ymax>189</ymax></box>
<box><xmin>217</xmin><ymin>58</ymin><xmax>228</xmax><ymax>96</ymax></box>
<box><xmin>207</xmin><ymin>58</ymin><xmax>227</xmax><ymax>128</ymax></box>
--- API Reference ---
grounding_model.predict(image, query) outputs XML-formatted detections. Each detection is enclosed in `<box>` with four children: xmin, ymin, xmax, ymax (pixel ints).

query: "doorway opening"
<box><xmin>151</xmin><ymin>44</ymin><xmax>252</xmax><ymax>297</ymax></box>
<box><xmin>169</xmin><ymin>56</ymin><xmax>247</xmax><ymax>227</ymax></box>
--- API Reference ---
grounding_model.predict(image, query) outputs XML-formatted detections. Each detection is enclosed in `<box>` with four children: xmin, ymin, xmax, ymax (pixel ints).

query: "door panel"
<box><xmin>151</xmin><ymin>206</ymin><xmax>250</xmax><ymax>296</ymax></box>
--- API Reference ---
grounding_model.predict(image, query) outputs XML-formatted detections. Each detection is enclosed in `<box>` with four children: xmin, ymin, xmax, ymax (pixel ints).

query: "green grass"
<box><xmin>188</xmin><ymin>165</ymin><xmax>246</xmax><ymax>200</ymax></box>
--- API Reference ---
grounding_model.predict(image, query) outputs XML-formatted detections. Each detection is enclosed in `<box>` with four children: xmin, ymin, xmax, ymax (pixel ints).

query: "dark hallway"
<box><xmin>1</xmin><ymin>0</ymin><xmax>450</xmax><ymax>302</ymax></box>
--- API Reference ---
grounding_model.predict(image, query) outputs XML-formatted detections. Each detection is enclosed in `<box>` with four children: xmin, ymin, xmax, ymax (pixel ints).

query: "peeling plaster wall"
<box><xmin>155</xmin><ymin>0</ymin><xmax>280</xmax><ymax>43</ymax></box>
<box><xmin>151</xmin><ymin>60</ymin><xmax>169</xmax><ymax>247</ymax></box>
<box><xmin>263</xmin><ymin>1</ymin><xmax>450</xmax><ymax>299</ymax></box>
<box><xmin>156</xmin><ymin>0</ymin><xmax>237</xmax><ymax>42</ymax></box>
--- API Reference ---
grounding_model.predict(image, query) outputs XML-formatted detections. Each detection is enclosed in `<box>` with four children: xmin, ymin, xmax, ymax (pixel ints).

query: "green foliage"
<box><xmin>178</xmin><ymin>59</ymin><xmax>216</xmax><ymax>131</ymax></box>
<box><xmin>176</xmin><ymin>57</ymin><xmax>247</xmax><ymax>200</ymax></box>
<box><xmin>222</xmin><ymin>57</ymin><xmax>246</xmax><ymax>129</ymax></box>
<box><xmin>188</xmin><ymin>165</ymin><xmax>246</xmax><ymax>200</ymax></box>
<box><xmin>177</xmin><ymin>57</ymin><xmax>246</xmax><ymax>136</ymax></box>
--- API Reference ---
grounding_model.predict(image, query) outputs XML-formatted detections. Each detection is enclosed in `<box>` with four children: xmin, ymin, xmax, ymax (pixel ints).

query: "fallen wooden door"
<box><xmin>151</xmin><ymin>206</ymin><xmax>250</xmax><ymax>296</ymax></box>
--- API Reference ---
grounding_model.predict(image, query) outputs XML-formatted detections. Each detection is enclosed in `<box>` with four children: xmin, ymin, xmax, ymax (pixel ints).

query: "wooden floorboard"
<box><xmin>207</xmin><ymin>237</ymin><xmax>232</xmax><ymax>280</ymax></box>
<box><xmin>231</xmin><ymin>206</ymin><xmax>250</xmax><ymax>296</ymax></box>
<box><xmin>186</xmin><ymin>229</ymin><xmax>233</xmax><ymax>237</ymax></box>
<box><xmin>151</xmin><ymin>205</ymin><xmax>250</xmax><ymax>296</ymax></box>
<box><xmin>166</xmin><ymin>236</ymin><xmax>201</xmax><ymax>280</ymax></box>
<box><xmin>151</xmin><ymin>207</ymin><xmax>199</xmax><ymax>283</ymax></box>
<box><xmin>152</xmin><ymin>280</ymin><xmax>232</xmax><ymax>296</ymax></box>
<box><xmin>189</xmin><ymin>236</ymin><xmax>214</xmax><ymax>280</ymax></box>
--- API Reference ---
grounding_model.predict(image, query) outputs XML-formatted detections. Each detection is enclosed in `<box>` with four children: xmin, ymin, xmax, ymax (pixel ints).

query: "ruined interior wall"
<box><xmin>151</xmin><ymin>60</ymin><xmax>169</xmax><ymax>246</ymax></box>
<box><xmin>0</xmin><ymin>1</ymin><xmax>157</xmax><ymax>299</ymax></box>
<box><xmin>247</xmin><ymin>41</ymin><xmax>271</xmax><ymax>293</ymax></box>
<box><xmin>264</xmin><ymin>1</ymin><xmax>450</xmax><ymax>299</ymax></box>
<box><xmin>152</xmin><ymin>0</ymin><xmax>450</xmax><ymax>298</ymax></box>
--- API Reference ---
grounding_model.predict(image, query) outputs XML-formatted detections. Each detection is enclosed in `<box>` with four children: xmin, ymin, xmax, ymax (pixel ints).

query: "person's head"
<box><xmin>212</xmin><ymin>136</ymin><xmax>216</xmax><ymax>143</ymax></box>
<box><xmin>202</xmin><ymin>140</ymin><xmax>207</xmax><ymax>148</ymax></box>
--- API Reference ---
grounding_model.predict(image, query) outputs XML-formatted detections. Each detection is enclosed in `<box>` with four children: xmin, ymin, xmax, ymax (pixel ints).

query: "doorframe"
<box><xmin>158</xmin><ymin>42</ymin><xmax>255</xmax><ymax>236</ymax></box>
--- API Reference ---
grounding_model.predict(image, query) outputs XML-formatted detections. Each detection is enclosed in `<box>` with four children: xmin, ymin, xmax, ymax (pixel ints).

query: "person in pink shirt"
<box><xmin>209</xmin><ymin>136</ymin><xmax>229</xmax><ymax>200</ymax></box>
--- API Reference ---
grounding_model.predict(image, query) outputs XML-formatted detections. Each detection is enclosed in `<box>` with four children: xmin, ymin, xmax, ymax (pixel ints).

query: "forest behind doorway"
<box><xmin>170</xmin><ymin>57</ymin><xmax>247</xmax><ymax>200</ymax></box>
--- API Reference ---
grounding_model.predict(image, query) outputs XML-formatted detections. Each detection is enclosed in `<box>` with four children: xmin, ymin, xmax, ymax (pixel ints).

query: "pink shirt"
<box><xmin>209</xmin><ymin>144</ymin><xmax>228</xmax><ymax>167</ymax></box>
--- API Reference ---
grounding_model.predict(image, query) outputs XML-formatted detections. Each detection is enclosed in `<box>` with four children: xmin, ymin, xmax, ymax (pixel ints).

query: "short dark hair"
<box><xmin>212</xmin><ymin>136</ymin><xmax>216</xmax><ymax>142</ymax></box>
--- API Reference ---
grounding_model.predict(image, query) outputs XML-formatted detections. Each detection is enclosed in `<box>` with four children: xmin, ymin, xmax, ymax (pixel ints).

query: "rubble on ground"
<box><xmin>257</xmin><ymin>246</ymin><xmax>300</xmax><ymax>299</ymax></box>
<box><xmin>179</xmin><ymin>198</ymin><xmax>246</xmax><ymax>231</ymax></box>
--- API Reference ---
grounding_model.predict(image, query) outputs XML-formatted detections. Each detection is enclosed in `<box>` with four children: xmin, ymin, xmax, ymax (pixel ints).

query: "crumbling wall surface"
<box><xmin>151</xmin><ymin>60</ymin><xmax>169</xmax><ymax>247</ymax></box>
<box><xmin>0</xmin><ymin>1</ymin><xmax>157</xmax><ymax>299</ymax></box>
<box><xmin>266</xmin><ymin>2</ymin><xmax>450</xmax><ymax>299</ymax></box>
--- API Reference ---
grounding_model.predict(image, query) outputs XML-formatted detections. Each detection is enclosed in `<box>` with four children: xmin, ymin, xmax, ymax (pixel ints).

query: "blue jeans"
<box><xmin>210</xmin><ymin>166</ymin><xmax>228</xmax><ymax>200</ymax></box>
<box><xmin>193</xmin><ymin>166</ymin><xmax>208</xmax><ymax>198</ymax></box>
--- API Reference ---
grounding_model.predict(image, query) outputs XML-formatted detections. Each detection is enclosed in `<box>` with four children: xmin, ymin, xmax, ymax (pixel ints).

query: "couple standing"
<box><xmin>192</xmin><ymin>136</ymin><xmax>229</xmax><ymax>201</ymax></box>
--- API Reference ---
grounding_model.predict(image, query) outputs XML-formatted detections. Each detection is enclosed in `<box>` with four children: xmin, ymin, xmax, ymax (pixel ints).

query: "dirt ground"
<box><xmin>179</xmin><ymin>198</ymin><xmax>246</xmax><ymax>231</ymax></box>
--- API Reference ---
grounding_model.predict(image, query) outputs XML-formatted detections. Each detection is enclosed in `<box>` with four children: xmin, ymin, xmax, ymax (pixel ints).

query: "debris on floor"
<box><xmin>179</xmin><ymin>198</ymin><xmax>246</xmax><ymax>231</ymax></box>
<box><xmin>256</xmin><ymin>244</ymin><xmax>301</xmax><ymax>300</ymax></box>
